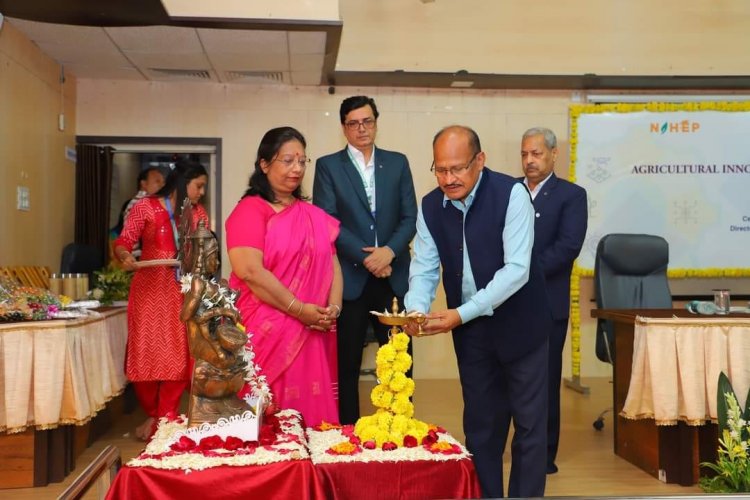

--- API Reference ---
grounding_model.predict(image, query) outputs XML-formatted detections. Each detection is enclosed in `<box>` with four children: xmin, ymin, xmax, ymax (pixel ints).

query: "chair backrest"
<box><xmin>60</xmin><ymin>243</ymin><xmax>104</xmax><ymax>278</ymax></box>
<box><xmin>594</xmin><ymin>233</ymin><xmax>672</xmax><ymax>364</ymax></box>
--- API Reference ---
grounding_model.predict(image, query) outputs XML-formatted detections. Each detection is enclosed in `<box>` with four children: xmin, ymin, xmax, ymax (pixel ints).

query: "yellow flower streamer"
<box><xmin>355</xmin><ymin>331</ymin><xmax>430</xmax><ymax>447</ymax></box>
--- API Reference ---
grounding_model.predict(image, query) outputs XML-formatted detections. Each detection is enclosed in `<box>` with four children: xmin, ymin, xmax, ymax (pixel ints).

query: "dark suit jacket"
<box><xmin>520</xmin><ymin>173</ymin><xmax>588</xmax><ymax>320</ymax></box>
<box><xmin>313</xmin><ymin>147</ymin><xmax>417</xmax><ymax>301</ymax></box>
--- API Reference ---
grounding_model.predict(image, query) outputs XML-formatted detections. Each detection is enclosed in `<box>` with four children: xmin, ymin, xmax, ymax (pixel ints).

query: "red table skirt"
<box><xmin>106</xmin><ymin>461</ymin><xmax>325</xmax><ymax>500</ymax></box>
<box><xmin>316</xmin><ymin>458</ymin><xmax>481</xmax><ymax>500</ymax></box>
<box><xmin>106</xmin><ymin>458</ymin><xmax>481</xmax><ymax>500</ymax></box>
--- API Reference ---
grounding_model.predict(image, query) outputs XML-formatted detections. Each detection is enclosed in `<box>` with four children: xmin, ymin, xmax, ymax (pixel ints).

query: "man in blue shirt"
<box><xmin>405</xmin><ymin>125</ymin><xmax>552</xmax><ymax>498</ymax></box>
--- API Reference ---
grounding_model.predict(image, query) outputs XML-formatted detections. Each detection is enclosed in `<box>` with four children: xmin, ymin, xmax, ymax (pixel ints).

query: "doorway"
<box><xmin>75</xmin><ymin>136</ymin><xmax>223</xmax><ymax>273</ymax></box>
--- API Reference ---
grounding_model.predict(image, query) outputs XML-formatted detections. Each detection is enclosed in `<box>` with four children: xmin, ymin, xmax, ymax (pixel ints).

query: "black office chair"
<box><xmin>592</xmin><ymin>233</ymin><xmax>672</xmax><ymax>430</ymax></box>
<box><xmin>60</xmin><ymin>243</ymin><xmax>104</xmax><ymax>281</ymax></box>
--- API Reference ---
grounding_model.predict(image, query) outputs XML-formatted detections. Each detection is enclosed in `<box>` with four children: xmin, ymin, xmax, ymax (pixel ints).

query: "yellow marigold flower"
<box><xmin>390</xmin><ymin>395</ymin><xmax>411</xmax><ymax>415</ymax></box>
<box><xmin>376</xmin><ymin>411</ymin><xmax>393</xmax><ymax>429</ymax></box>
<box><xmin>371</xmin><ymin>386</ymin><xmax>393</xmax><ymax>408</ymax></box>
<box><xmin>391</xmin><ymin>414</ymin><xmax>408</xmax><ymax>434</ymax></box>
<box><xmin>329</xmin><ymin>441</ymin><xmax>358</xmax><ymax>454</ymax></box>
<box><xmin>376</xmin><ymin>344</ymin><xmax>397</xmax><ymax>364</ymax></box>
<box><xmin>359</xmin><ymin>425</ymin><xmax>377</xmax><ymax>442</ymax></box>
<box><xmin>376</xmin><ymin>366</ymin><xmax>394</xmax><ymax>383</ymax></box>
<box><xmin>389</xmin><ymin>430</ymin><xmax>404</xmax><ymax>446</ymax></box>
<box><xmin>389</xmin><ymin>372</ymin><xmax>408</xmax><ymax>392</ymax></box>
<box><xmin>430</xmin><ymin>441</ymin><xmax>455</xmax><ymax>452</ymax></box>
<box><xmin>393</xmin><ymin>352</ymin><xmax>412</xmax><ymax>372</ymax></box>
<box><xmin>391</xmin><ymin>331</ymin><xmax>410</xmax><ymax>352</ymax></box>
<box><xmin>374</xmin><ymin>429</ymin><xmax>390</xmax><ymax>447</ymax></box>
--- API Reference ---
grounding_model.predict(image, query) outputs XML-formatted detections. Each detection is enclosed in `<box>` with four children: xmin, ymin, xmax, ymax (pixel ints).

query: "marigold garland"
<box><xmin>568</xmin><ymin>100</ymin><xmax>750</xmax><ymax>379</ymax></box>
<box><xmin>355</xmin><ymin>331</ymin><xmax>430</xmax><ymax>448</ymax></box>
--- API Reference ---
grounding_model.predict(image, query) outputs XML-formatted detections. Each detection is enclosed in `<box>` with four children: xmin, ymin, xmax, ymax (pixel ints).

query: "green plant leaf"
<box><xmin>717</xmin><ymin>371</ymin><xmax>735</xmax><ymax>435</ymax></box>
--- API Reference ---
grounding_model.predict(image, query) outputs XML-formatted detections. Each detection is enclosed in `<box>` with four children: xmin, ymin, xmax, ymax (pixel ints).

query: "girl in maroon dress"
<box><xmin>114</xmin><ymin>160</ymin><xmax>209</xmax><ymax>440</ymax></box>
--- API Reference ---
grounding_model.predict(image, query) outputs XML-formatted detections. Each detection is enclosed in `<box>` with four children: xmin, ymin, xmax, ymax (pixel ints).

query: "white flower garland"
<box><xmin>128</xmin><ymin>410</ymin><xmax>308</xmax><ymax>471</ymax></box>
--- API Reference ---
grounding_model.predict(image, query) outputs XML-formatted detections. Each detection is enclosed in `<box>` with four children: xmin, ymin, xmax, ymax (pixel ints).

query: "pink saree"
<box><xmin>229</xmin><ymin>199</ymin><xmax>339</xmax><ymax>426</ymax></box>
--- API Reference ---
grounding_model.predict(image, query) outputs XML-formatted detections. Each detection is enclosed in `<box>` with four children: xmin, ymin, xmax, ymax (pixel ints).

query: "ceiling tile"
<box><xmin>8</xmin><ymin>18</ymin><xmax>109</xmax><ymax>45</ymax></box>
<box><xmin>36</xmin><ymin>42</ymin><xmax>130</xmax><ymax>67</ymax></box>
<box><xmin>198</xmin><ymin>28</ymin><xmax>288</xmax><ymax>55</ymax></box>
<box><xmin>125</xmin><ymin>51</ymin><xmax>211</xmax><ymax>70</ymax></box>
<box><xmin>289</xmin><ymin>31</ymin><xmax>326</xmax><ymax>55</ymax></box>
<box><xmin>209</xmin><ymin>52</ymin><xmax>289</xmax><ymax>72</ymax></box>
<box><xmin>291</xmin><ymin>53</ymin><xmax>325</xmax><ymax>73</ymax></box>
<box><xmin>105</xmin><ymin>26</ymin><xmax>202</xmax><ymax>53</ymax></box>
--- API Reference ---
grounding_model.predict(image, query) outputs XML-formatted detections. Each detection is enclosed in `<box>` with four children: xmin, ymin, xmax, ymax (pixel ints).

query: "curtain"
<box><xmin>75</xmin><ymin>145</ymin><xmax>114</xmax><ymax>265</ymax></box>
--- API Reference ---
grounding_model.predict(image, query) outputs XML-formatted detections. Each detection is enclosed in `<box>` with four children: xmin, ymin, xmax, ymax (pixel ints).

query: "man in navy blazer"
<box><xmin>313</xmin><ymin>96</ymin><xmax>417</xmax><ymax>424</ymax></box>
<box><xmin>520</xmin><ymin>127</ymin><xmax>588</xmax><ymax>474</ymax></box>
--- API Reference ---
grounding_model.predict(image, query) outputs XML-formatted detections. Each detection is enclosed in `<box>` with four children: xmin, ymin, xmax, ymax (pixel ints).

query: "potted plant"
<box><xmin>700</xmin><ymin>372</ymin><xmax>750</xmax><ymax>492</ymax></box>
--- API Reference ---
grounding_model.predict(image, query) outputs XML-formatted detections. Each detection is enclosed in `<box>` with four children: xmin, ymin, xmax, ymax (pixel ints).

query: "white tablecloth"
<box><xmin>621</xmin><ymin>315</ymin><xmax>750</xmax><ymax>425</ymax></box>
<box><xmin>0</xmin><ymin>308</ymin><xmax>127</xmax><ymax>433</ymax></box>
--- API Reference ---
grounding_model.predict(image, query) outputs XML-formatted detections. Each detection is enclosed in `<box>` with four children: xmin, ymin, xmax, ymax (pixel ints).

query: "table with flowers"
<box><xmin>106</xmin><ymin>328</ymin><xmax>481</xmax><ymax>500</ymax></box>
<box><xmin>0</xmin><ymin>307</ymin><xmax>128</xmax><ymax>487</ymax></box>
<box><xmin>106</xmin><ymin>412</ymin><xmax>480</xmax><ymax>500</ymax></box>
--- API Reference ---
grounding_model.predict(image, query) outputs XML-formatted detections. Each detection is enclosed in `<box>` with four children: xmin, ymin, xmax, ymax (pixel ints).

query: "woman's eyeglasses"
<box><xmin>344</xmin><ymin>118</ymin><xmax>377</xmax><ymax>131</ymax></box>
<box><xmin>272</xmin><ymin>156</ymin><xmax>311</xmax><ymax>169</ymax></box>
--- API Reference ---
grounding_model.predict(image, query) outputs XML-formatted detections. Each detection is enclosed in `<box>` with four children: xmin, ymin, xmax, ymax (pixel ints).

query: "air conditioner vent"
<box><xmin>148</xmin><ymin>68</ymin><xmax>213</xmax><ymax>81</ymax></box>
<box><xmin>224</xmin><ymin>71</ymin><xmax>285</xmax><ymax>84</ymax></box>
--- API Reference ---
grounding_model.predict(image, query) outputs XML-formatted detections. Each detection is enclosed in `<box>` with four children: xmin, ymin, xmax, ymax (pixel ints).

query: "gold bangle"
<box><xmin>295</xmin><ymin>301</ymin><xmax>304</xmax><ymax>317</ymax></box>
<box><xmin>286</xmin><ymin>297</ymin><xmax>297</xmax><ymax>312</ymax></box>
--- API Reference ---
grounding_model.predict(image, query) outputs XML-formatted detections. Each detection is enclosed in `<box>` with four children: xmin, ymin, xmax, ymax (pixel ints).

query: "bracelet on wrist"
<box><xmin>286</xmin><ymin>297</ymin><xmax>297</xmax><ymax>312</ymax></box>
<box><xmin>330</xmin><ymin>304</ymin><xmax>342</xmax><ymax>318</ymax></box>
<box><xmin>295</xmin><ymin>301</ymin><xmax>304</xmax><ymax>317</ymax></box>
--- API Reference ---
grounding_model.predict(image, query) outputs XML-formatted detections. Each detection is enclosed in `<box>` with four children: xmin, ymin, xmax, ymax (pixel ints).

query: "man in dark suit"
<box><xmin>405</xmin><ymin>125</ymin><xmax>552</xmax><ymax>498</ymax></box>
<box><xmin>313</xmin><ymin>95</ymin><xmax>417</xmax><ymax>425</ymax></box>
<box><xmin>520</xmin><ymin>127</ymin><xmax>588</xmax><ymax>475</ymax></box>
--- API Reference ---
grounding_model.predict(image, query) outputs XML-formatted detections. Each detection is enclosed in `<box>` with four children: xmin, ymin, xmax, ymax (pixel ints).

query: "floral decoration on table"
<box><xmin>700</xmin><ymin>372</ymin><xmax>750</xmax><ymax>493</ymax></box>
<box><xmin>307</xmin><ymin>423</ymin><xmax>469</xmax><ymax>464</ymax></box>
<box><xmin>90</xmin><ymin>264</ymin><xmax>132</xmax><ymax>305</ymax></box>
<box><xmin>0</xmin><ymin>279</ymin><xmax>62</xmax><ymax>321</ymax></box>
<box><xmin>353</xmin><ymin>330</ymin><xmax>432</xmax><ymax>448</ymax></box>
<box><xmin>127</xmin><ymin>409</ymin><xmax>307</xmax><ymax>471</ymax></box>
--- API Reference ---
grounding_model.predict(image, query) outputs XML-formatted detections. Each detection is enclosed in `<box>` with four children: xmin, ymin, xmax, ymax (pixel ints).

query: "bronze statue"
<box><xmin>179</xmin><ymin>219</ymin><xmax>252</xmax><ymax>427</ymax></box>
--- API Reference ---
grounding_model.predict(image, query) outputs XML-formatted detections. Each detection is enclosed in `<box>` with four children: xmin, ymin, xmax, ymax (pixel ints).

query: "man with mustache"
<box><xmin>520</xmin><ymin>127</ymin><xmax>588</xmax><ymax>475</ymax></box>
<box><xmin>405</xmin><ymin>125</ymin><xmax>552</xmax><ymax>498</ymax></box>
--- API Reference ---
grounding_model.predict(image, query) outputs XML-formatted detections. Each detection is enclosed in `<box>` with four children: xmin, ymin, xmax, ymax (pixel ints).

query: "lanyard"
<box><xmin>346</xmin><ymin>148</ymin><xmax>376</xmax><ymax>215</ymax></box>
<box><xmin>164</xmin><ymin>196</ymin><xmax>180</xmax><ymax>252</ymax></box>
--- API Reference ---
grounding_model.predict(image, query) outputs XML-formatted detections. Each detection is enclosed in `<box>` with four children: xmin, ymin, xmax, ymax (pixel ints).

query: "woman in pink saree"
<box><xmin>226</xmin><ymin>127</ymin><xmax>343</xmax><ymax>426</ymax></box>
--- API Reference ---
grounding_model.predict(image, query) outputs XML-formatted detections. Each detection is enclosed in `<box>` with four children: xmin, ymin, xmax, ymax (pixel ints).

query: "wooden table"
<box><xmin>0</xmin><ymin>308</ymin><xmax>128</xmax><ymax>488</ymax></box>
<box><xmin>591</xmin><ymin>308</ymin><xmax>750</xmax><ymax>485</ymax></box>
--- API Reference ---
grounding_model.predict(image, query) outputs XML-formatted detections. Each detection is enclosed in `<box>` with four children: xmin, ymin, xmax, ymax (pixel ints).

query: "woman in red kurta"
<box><xmin>114</xmin><ymin>160</ymin><xmax>208</xmax><ymax>440</ymax></box>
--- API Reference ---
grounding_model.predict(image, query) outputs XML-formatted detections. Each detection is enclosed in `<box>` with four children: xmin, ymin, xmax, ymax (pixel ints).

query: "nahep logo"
<box><xmin>650</xmin><ymin>120</ymin><xmax>701</xmax><ymax>134</ymax></box>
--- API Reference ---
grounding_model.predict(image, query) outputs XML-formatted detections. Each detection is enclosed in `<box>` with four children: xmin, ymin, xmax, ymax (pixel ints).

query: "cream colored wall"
<box><xmin>76</xmin><ymin>80</ymin><xmax>608</xmax><ymax>378</ymax></box>
<box><xmin>339</xmin><ymin>0</ymin><xmax>750</xmax><ymax>75</ymax></box>
<box><xmin>0</xmin><ymin>21</ymin><xmax>77</xmax><ymax>270</ymax></box>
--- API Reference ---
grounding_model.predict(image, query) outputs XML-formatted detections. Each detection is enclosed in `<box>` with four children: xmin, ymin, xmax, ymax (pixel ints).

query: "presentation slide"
<box><xmin>573</xmin><ymin>106</ymin><xmax>750</xmax><ymax>271</ymax></box>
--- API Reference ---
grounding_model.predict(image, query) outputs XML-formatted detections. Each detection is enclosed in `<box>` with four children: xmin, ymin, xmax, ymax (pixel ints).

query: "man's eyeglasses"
<box><xmin>273</xmin><ymin>156</ymin><xmax>310</xmax><ymax>169</ymax></box>
<box><xmin>344</xmin><ymin>118</ymin><xmax>377</xmax><ymax>131</ymax></box>
<box><xmin>431</xmin><ymin>153</ymin><xmax>478</xmax><ymax>178</ymax></box>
